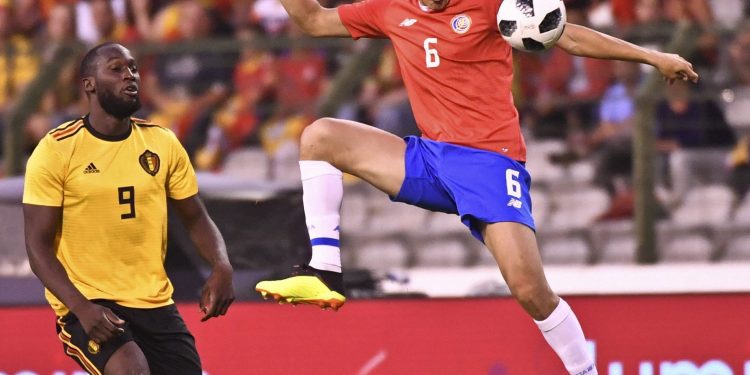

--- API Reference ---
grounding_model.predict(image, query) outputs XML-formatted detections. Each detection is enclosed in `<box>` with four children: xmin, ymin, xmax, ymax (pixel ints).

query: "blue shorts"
<box><xmin>392</xmin><ymin>136</ymin><xmax>535</xmax><ymax>242</ymax></box>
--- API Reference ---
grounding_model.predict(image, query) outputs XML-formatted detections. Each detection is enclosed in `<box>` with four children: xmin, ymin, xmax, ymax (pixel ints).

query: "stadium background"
<box><xmin>0</xmin><ymin>0</ymin><xmax>749</xmax><ymax>374</ymax></box>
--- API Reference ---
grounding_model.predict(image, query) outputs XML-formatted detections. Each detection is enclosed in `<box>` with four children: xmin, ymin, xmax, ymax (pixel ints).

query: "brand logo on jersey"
<box><xmin>399</xmin><ymin>18</ymin><xmax>417</xmax><ymax>27</ymax></box>
<box><xmin>87</xmin><ymin>339</ymin><xmax>100</xmax><ymax>354</ymax></box>
<box><xmin>83</xmin><ymin>162</ymin><xmax>100</xmax><ymax>174</ymax></box>
<box><xmin>139</xmin><ymin>150</ymin><xmax>160</xmax><ymax>176</ymax></box>
<box><xmin>451</xmin><ymin>14</ymin><xmax>472</xmax><ymax>34</ymax></box>
<box><xmin>507</xmin><ymin>198</ymin><xmax>523</xmax><ymax>209</ymax></box>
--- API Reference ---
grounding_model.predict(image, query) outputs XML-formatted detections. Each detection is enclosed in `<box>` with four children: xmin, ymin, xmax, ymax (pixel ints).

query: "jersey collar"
<box><xmin>83</xmin><ymin>115</ymin><xmax>133</xmax><ymax>142</ymax></box>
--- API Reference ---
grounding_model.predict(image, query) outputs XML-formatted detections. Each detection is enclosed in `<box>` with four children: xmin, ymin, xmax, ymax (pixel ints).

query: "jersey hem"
<box><xmin>52</xmin><ymin>298</ymin><xmax>176</xmax><ymax>317</ymax></box>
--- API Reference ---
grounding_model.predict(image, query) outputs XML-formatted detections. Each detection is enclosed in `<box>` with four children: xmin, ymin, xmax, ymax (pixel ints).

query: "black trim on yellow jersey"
<box><xmin>49</xmin><ymin>119</ymin><xmax>83</xmax><ymax>135</ymax></box>
<box><xmin>131</xmin><ymin>117</ymin><xmax>167</xmax><ymax>131</ymax></box>
<box><xmin>83</xmin><ymin>115</ymin><xmax>132</xmax><ymax>142</ymax></box>
<box><xmin>53</xmin><ymin>119</ymin><xmax>85</xmax><ymax>141</ymax></box>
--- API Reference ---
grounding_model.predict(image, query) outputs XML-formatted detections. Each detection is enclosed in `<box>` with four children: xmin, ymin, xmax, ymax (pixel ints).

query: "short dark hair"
<box><xmin>79</xmin><ymin>42</ymin><xmax>120</xmax><ymax>79</ymax></box>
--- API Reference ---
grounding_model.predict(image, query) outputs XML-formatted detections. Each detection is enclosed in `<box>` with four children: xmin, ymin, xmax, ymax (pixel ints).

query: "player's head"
<box><xmin>418</xmin><ymin>0</ymin><xmax>449</xmax><ymax>12</ymax></box>
<box><xmin>80</xmin><ymin>42</ymin><xmax>141</xmax><ymax>120</ymax></box>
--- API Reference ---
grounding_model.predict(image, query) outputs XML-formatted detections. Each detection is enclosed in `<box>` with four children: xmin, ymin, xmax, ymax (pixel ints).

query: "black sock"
<box><xmin>310</xmin><ymin>266</ymin><xmax>345</xmax><ymax>295</ymax></box>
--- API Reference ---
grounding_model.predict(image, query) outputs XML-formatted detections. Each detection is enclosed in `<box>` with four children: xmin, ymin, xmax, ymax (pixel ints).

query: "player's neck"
<box><xmin>87</xmin><ymin>108</ymin><xmax>131</xmax><ymax>137</ymax></box>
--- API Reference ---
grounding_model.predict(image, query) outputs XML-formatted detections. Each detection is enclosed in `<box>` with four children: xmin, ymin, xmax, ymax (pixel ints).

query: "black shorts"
<box><xmin>54</xmin><ymin>300</ymin><xmax>201</xmax><ymax>375</ymax></box>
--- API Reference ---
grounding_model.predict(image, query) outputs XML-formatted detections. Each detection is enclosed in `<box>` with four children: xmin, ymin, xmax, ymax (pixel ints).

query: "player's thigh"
<box><xmin>303</xmin><ymin>118</ymin><xmax>406</xmax><ymax>196</ymax></box>
<box><xmin>55</xmin><ymin>308</ymin><xmax>134</xmax><ymax>375</ymax></box>
<box><xmin>104</xmin><ymin>342</ymin><xmax>150</xmax><ymax>375</ymax></box>
<box><xmin>130</xmin><ymin>305</ymin><xmax>201</xmax><ymax>375</ymax></box>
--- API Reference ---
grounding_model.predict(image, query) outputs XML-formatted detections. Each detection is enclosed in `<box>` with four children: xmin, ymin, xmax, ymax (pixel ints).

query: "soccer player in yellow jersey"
<box><xmin>22</xmin><ymin>42</ymin><xmax>235</xmax><ymax>375</ymax></box>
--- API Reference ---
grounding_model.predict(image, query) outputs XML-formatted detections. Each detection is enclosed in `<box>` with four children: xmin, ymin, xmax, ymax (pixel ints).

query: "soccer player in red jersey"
<box><xmin>255</xmin><ymin>0</ymin><xmax>699</xmax><ymax>373</ymax></box>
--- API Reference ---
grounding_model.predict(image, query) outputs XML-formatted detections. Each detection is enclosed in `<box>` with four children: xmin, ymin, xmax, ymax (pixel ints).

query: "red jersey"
<box><xmin>338</xmin><ymin>0</ymin><xmax>526</xmax><ymax>161</ymax></box>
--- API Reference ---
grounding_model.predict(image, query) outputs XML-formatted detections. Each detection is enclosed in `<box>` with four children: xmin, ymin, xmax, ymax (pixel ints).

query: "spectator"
<box><xmin>590</xmin><ymin>61</ymin><xmax>641</xmax><ymax>189</ymax></box>
<box><xmin>0</xmin><ymin>2</ymin><xmax>39</xmax><ymax>113</ymax></box>
<box><xmin>25</xmin><ymin>3</ymin><xmax>87</xmax><ymax>149</ymax></box>
<box><xmin>75</xmin><ymin>0</ymin><xmax>128</xmax><ymax>44</ymax></box>
<box><xmin>723</xmin><ymin>23</ymin><xmax>750</xmax><ymax>197</ymax></box>
<box><xmin>338</xmin><ymin>45</ymin><xmax>417</xmax><ymax>137</ymax></box>
<box><xmin>590</xmin><ymin>61</ymin><xmax>642</xmax><ymax>221</ymax></box>
<box><xmin>0</xmin><ymin>1</ymin><xmax>40</xmax><ymax>159</ymax></box>
<box><xmin>13</xmin><ymin>0</ymin><xmax>43</xmax><ymax>39</ymax></box>
<box><xmin>275</xmin><ymin>25</ymin><xmax>328</xmax><ymax>117</ymax></box>
<box><xmin>196</xmin><ymin>27</ymin><xmax>277</xmax><ymax>171</ymax></box>
<box><xmin>656</xmin><ymin>80</ymin><xmax>735</xmax><ymax>203</ymax></box>
<box><xmin>144</xmin><ymin>0</ymin><xmax>235</xmax><ymax>159</ymax></box>
<box><xmin>251</xmin><ymin>0</ymin><xmax>290</xmax><ymax>36</ymax></box>
<box><xmin>532</xmin><ymin>0</ymin><xmax>614</xmax><ymax>138</ymax></box>
<box><xmin>717</xmin><ymin>21</ymin><xmax>750</xmax><ymax>130</ymax></box>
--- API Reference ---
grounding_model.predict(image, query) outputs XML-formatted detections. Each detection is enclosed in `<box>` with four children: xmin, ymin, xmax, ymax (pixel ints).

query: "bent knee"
<box><xmin>508</xmin><ymin>281</ymin><xmax>558</xmax><ymax>320</ymax></box>
<box><xmin>300</xmin><ymin>118</ymin><xmax>340</xmax><ymax>159</ymax></box>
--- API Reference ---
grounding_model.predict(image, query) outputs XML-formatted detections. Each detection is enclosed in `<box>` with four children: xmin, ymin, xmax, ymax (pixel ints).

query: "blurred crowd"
<box><xmin>0</xmin><ymin>0</ymin><xmax>748</xmax><ymax>220</ymax></box>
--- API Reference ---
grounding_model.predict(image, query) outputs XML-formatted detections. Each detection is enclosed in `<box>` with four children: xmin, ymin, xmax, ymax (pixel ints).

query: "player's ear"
<box><xmin>82</xmin><ymin>77</ymin><xmax>95</xmax><ymax>94</ymax></box>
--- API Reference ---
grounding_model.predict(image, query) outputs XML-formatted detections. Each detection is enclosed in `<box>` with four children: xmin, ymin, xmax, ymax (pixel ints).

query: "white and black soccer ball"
<box><xmin>497</xmin><ymin>0</ymin><xmax>567</xmax><ymax>52</ymax></box>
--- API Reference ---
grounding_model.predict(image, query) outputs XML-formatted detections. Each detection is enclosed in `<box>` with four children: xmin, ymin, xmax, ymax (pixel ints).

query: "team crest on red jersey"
<box><xmin>139</xmin><ymin>150</ymin><xmax>160</xmax><ymax>176</ymax></box>
<box><xmin>451</xmin><ymin>14</ymin><xmax>472</xmax><ymax>34</ymax></box>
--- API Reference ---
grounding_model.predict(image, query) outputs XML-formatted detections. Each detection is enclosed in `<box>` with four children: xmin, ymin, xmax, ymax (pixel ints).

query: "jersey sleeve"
<box><xmin>337</xmin><ymin>0</ymin><xmax>390</xmax><ymax>39</ymax></box>
<box><xmin>23</xmin><ymin>136</ymin><xmax>66</xmax><ymax>207</ymax></box>
<box><xmin>166</xmin><ymin>131</ymin><xmax>199</xmax><ymax>200</ymax></box>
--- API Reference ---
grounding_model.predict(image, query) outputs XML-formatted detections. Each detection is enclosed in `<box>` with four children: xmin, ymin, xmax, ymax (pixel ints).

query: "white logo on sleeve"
<box><xmin>400</xmin><ymin>18</ymin><xmax>418</xmax><ymax>27</ymax></box>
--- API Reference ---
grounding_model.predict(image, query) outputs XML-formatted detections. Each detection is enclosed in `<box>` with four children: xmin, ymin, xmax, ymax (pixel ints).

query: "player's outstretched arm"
<box><xmin>23</xmin><ymin>204</ymin><xmax>126</xmax><ymax>343</ymax></box>
<box><xmin>556</xmin><ymin>23</ymin><xmax>700</xmax><ymax>84</ymax></box>
<box><xmin>278</xmin><ymin>0</ymin><xmax>350</xmax><ymax>37</ymax></box>
<box><xmin>171</xmin><ymin>195</ymin><xmax>235</xmax><ymax>322</ymax></box>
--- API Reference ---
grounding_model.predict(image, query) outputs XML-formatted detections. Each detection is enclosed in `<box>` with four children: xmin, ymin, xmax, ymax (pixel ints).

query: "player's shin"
<box><xmin>534</xmin><ymin>299</ymin><xmax>598</xmax><ymax>375</ymax></box>
<box><xmin>300</xmin><ymin>160</ymin><xmax>343</xmax><ymax>273</ymax></box>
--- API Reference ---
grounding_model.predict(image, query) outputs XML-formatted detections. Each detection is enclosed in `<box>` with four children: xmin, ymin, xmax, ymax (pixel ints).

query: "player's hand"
<box><xmin>75</xmin><ymin>302</ymin><xmax>126</xmax><ymax>345</ymax></box>
<box><xmin>199</xmin><ymin>262</ymin><xmax>234</xmax><ymax>322</ymax></box>
<box><xmin>653</xmin><ymin>52</ymin><xmax>699</xmax><ymax>84</ymax></box>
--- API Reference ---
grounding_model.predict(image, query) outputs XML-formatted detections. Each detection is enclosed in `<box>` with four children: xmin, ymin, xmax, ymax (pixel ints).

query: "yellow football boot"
<box><xmin>255</xmin><ymin>265</ymin><xmax>346</xmax><ymax>311</ymax></box>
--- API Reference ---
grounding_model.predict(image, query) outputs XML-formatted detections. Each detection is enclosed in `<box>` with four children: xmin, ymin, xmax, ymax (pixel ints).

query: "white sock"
<box><xmin>535</xmin><ymin>299</ymin><xmax>597</xmax><ymax>375</ymax></box>
<box><xmin>300</xmin><ymin>160</ymin><xmax>343</xmax><ymax>273</ymax></box>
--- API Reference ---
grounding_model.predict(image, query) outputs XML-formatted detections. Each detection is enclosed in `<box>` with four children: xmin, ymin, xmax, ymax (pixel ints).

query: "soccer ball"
<box><xmin>497</xmin><ymin>0</ymin><xmax>567</xmax><ymax>52</ymax></box>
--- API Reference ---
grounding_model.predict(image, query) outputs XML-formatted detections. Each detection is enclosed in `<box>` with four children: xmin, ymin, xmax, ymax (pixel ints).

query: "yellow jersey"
<box><xmin>23</xmin><ymin>116</ymin><xmax>199</xmax><ymax>316</ymax></box>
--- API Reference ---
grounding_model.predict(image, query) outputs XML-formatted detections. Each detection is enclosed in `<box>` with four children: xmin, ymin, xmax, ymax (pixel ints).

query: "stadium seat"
<box><xmin>599</xmin><ymin>236</ymin><xmax>637</xmax><ymax>264</ymax></box>
<box><xmin>568</xmin><ymin>160</ymin><xmax>595</xmax><ymax>186</ymax></box>
<box><xmin>722</xmin><ymin>86</ymin><xmax>750</xmax><ymax>133</ymax></box>
<box><xmin>540</xmin><ymin>237</ymin><xmax>590</xmax><ymax>265</ymax></box>
<box><xmin>0</xmin><ymin>204</ymin><xmax>26</xmax><ymax>274</ymax></box>
<box><xmin>221</xmin><ymin>147</ymin><xmax>270</xmax><ymax>180</ymax></box>
<box><xmin>367</xmin><ymin>193</ymin><xmax>429</xmax><ymax>236</ymax></box>
<box><xmin>341</xmin><ymin>192</ymin><xmax>369</xmax><ymax>233</ymax></box>
<box><xmin>669</xmin><ymin>184</ymin><xmax>735</xmax><ymax>229</ymax></box>
<box><xmin>530</xmin><ymin>189</ymin><xmax>550</xmax><ymax>227</ymax></box>
<box><xmin>731</xmin><ymin>193</ymin><xmax>750</xmax><ymax>228</ymax></box>
<box><xmin>353</xmin><ymin>240</ymin><xmax>410</xmax><ymax>270</ymax></box>
<box><xmin>425</xmin><ymin>212</ymin><xmax>466</xmax><ymax>235</ymax></box>
<box><xmin>525</xmin><ymin>140</ymin><xmax>566</xmax><ymax>186</ymax></box>
<box><xmin>413</xmin><ymin>239</ymin><xmax>469</xmax><ymax>267</ymax></box>
<box><xmin>547</xmin><ymin>188</ymin><xmax>610</xmax><ymax>233</ymax></box>
<box><xmin>661</xmin><ymin>235</ymin><xmax>715</xmax><ymax>263</ymax></box>
<box><xmin>474</xmin><ymin>246</ymin><xmax>497</xmax><ymax>266</ymax></box>
<box><xmin>721</xmin><ymin>235</ymin><xmax>750</xmax><ymax>262</ymax></box>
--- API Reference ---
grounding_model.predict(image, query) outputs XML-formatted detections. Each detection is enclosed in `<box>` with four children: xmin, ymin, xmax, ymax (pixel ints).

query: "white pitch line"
<box><xmin>357</xmin><ymin>349</ymin><xmax>388</xmax><ymax>375</ymax></box>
